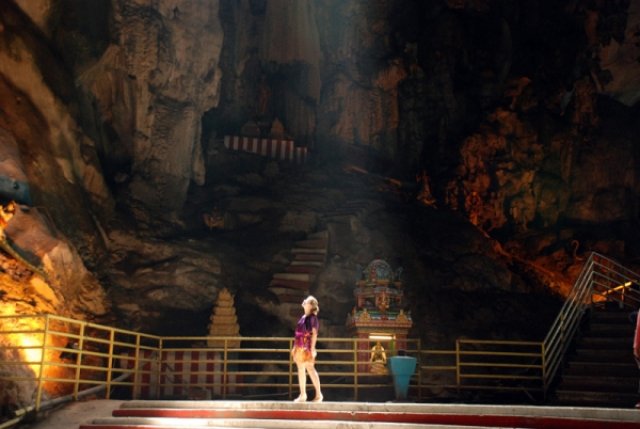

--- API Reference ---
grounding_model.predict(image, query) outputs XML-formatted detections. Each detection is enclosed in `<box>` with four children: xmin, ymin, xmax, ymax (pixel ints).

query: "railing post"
<box><xmin>154</xmin><ymin>339</ymin><xmax>163</xmax><ymax>399</ymax></box>
<box><xmin>106</xmin><ymin>329</ymin><xmax>115</xmax><ymax>399</ymax></box>
<box><xmin>133</xmin><ymin>335</ymin><xmax>141</xmax><ymax>400</ymax></box>
<box><xmin>73</xmin><ymin>322</ymin><xmax>86</xmax><ymax>400</ymax></box>
<box><xmin>560</xmin><ymin>313</ymin><xmax>565</xmax><ymax>354</ymax></box>
<box><xmin>35</xmin><ymin>315</ymin><xmax>49</xmax><ymax>412</ymax></box>
<box><xmin>455</xmin><ymin>339</ymin><xmax>460</xmax><ymax>396</ymax></box>
<box><xmin>417</xmin><ymin>339</ymin><xmax>422</xmax><ymax>401</ymax></box>
<box><xmin>541</xmin><ymin>341</ymin><xmax>547</xmax><ymax>400</ymax></box>
<box><xmin>288</xmin><ymin>339</ymin><xmax>294</xmax><ymax>400</ymax></box>
<box><xmin>353</xmin><ymin>338</ymin><xmax>358</xmax><ymax>401</ymax></box>
<box><xmin>223</xmin><ymin>338</ymin><xmax>228</xmax><ymax>399</ymax></box>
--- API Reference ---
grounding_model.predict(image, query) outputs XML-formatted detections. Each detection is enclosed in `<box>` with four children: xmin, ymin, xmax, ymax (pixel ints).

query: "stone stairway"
<box><xmin>265</xmin><ymin>198</ymin><xmax>382</xmax><ymax>328</ymax></box>
<box><xmin>267</xmin><ymin>230</ymin><xmax>328</xmax><ymax>322</ymax></box>
<box><xmin>553</xmin><ymin>306</ymin><xmax>638</xmax><ymax>408</ymax></box>
<box><xmin>76</xmin><ymin>400</ymin><xmax>640</xmax><ymax>429</ymax></box>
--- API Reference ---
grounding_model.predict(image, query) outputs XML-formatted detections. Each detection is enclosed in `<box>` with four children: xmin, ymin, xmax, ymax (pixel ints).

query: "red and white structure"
<box><xmin>224</xmin><ymin>135</ymin><xmax>308</xmax><ymax>164</ymax></box>
<box><xmin>120</xmin><ymin>350</ymin><xmax>237</xmax><ymax>399</ymax></box>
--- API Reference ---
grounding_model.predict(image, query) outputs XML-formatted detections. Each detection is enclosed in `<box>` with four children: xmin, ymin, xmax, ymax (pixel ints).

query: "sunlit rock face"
<box><xmin>0</xmin><ymin>2</ymin><xmax>111</xmax><ymax>320</ymax></box>
<box><xmin>0</xmin><ymin>129</ymin><xmax>109</xmax><ymax>321</ymax></box>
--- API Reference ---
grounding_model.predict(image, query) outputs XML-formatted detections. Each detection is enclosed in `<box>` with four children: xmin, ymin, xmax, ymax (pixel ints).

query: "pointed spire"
<box><xmin>207</xmin><ymin>288</ymin><xmax>241</xmax><ymax>348</ymax></box>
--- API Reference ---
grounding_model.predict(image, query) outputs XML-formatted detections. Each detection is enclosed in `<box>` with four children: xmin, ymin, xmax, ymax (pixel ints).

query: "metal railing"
<box><xmin>1</xmin><ymin>251</ymin><xmax>638</xmax><ymax>423</ymax></box>
<box><xmin>0</xmin><ymin>315</ymin><xmax>543</xmax><ymax>412</ymax></box>
<box><xmin>542</xmin><ymin>252</ymin><xmax>640</xmax><ymax>392</ymax></box>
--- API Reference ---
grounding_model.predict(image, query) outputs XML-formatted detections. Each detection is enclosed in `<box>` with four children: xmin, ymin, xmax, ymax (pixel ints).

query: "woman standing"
<box><xmin>291</xmin><ymin>295</ymin><xmax>323</xmax><ymax>402</ymax></box>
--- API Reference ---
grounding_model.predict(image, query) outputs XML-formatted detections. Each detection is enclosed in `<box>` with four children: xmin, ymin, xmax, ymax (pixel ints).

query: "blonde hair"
<box><xmin>304</xmin><ymin>295</ymin><xmax>319</xmax><ymax>315</ymax></box>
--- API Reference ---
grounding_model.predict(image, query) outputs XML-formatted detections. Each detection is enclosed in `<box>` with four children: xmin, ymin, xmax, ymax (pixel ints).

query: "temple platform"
<box><xmin>26</xmin><ymin>399</ymin><xmax>640</xmax><ymax>429</ymax></box>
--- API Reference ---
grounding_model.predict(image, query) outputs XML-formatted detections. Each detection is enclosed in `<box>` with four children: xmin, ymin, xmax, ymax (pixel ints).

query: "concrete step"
<box><xmin>577</xmin><ymin>337</ymin><xmax>632</xmax><ymax>349</ymax></box>
<box><xmin>564</xmin><ymin>361</ymin><xmax>636</xmax><ymax>377</ymax></box>
<box><xmin>559</xmin><ymin>374</ymin><xmax>637</xmax><ymax>392</ymax></box>
<box><xmin>269</xmin><ymin>278</ymin><xmax>310</xmax><ymax>290</ymax></box>
<box><xmin>591</xmin><ymin>310</ymin><xmax>635</xmax><ymax>323</ymax></box>
<box><xmin>78</xmin><ymin>400</ymin><xmax>640</xmax><ymax>429</ymax></box>
<box><xmin>292</xmin><ymin>247</ymin><xmax>327</xmax><ymax>255</ymax></box>
<box><xmin>554</xmin><ymin>389</ymin><xmax>637</xmax><ymax>408</ymax></box>
<box><xmin>273</xmin><ymin>272</ymin><xmax>313</xmax><ymax>282</ymax></box>
<box><xmin>286</xmin><ymin>265</ymin><xmax>322</xmax><ymax>274</ymax></box>
<box><xmin>289</xmin><ymin>260</ymin><xmax>324</xmax><ymax>267</ymax></box>
<box><xmin>586</xmin><ymin>324</ymin><xmax>634</xmax><ymax>337</ymax></box>
<box><xmin>268</xmin><ymin>285</ymin><xmax>308</xmax><ymax>296</ymax></box>
<box><xmin>571</xmin><ymin>349</ymin><xmax>632</xmax><ymax>363</ymax></box>
<box><xmin>82</xmin><ymin>416</ymin><xmax>465</xmax><ymax>429</ymax></box>
<box><xmin>293</xmin><ymin>253</ymin><xmax>326</xmax><ymax>262</ymax></box>
<box><xmin>294</xmin><ymin>239</ymin><xmax>328</xmax><ymax>249</ymax></box>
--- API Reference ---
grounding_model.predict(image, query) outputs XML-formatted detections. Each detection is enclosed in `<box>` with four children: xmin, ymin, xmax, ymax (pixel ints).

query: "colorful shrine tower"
<box><xmin>346</xmin><ymin>259</ymin><xmax>412</xmax><ymax>372</ymax></box>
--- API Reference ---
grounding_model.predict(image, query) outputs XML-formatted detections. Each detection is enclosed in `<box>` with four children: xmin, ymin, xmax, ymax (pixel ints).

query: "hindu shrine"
<box><xmin>346</xmin><ymin>259</ymin><xmax>413</xmax><ymax>372</ymax></box>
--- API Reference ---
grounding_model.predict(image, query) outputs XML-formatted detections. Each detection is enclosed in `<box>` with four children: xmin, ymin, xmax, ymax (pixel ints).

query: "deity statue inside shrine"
<box><xmin>369</xmin><ymin>341</ymin><xmax>388</xmax><ymax>375</ymax></box>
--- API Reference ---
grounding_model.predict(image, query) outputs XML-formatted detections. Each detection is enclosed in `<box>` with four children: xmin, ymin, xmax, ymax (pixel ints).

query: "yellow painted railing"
<box><xmin>0</xmin><ymin>314</ymin><xmax>545</xmax><ymax>415</ymax></box>
<box><xmin>1</xmin><ymin>252</ymin><xmax>638</xmax><ymax>422</ymax></box>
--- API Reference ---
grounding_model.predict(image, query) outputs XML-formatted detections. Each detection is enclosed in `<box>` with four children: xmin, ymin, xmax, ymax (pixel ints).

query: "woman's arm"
<box><xmin>311</xmin><ymin>328</ymin><xmax>318</xmax><ymax>356</ymax></box>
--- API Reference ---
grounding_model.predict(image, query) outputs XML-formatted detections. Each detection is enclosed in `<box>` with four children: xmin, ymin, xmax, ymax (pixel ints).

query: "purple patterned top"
<box><xmin>294</xmin><ymin>314</ymin><xmax>319</xmax><ymax>350</ymax></box>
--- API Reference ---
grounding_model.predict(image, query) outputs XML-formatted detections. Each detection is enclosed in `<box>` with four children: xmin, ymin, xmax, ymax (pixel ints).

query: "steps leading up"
<box><xmin>266</xmin><ymin>230</ymin><xmax>329</xmax><ymax>324</ymax></box>
<box><xmin>264</xmin><ymin>198</ymin><xmax>380</xmax><ymax>328</ymax></box>
<box><xmin>77</xmin><ymin>400</ymin><xmax>640</xmax><ymax>429</ymax></box>
<box><xmin>552</xmin><ymin>306</ymin><xmax>638</xmax><ymax>408</ymax></box>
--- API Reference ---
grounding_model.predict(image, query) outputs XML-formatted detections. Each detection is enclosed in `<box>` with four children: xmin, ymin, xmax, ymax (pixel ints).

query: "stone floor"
<box><xmin>17</xmin><ymin>400</ymin><xmax>124</xmax><ymax>429</ymax></box>
<box><xmin>14</xmin><ymin>399</ymin><xmax>640</xmax><ymax>429</ymax></box>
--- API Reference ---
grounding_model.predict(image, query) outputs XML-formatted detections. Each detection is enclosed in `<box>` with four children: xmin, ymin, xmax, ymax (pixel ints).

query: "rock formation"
<box><xmin>0</xmin><ymin>0</ymin><xmax>639</xmax><ymax>358</ymax></box>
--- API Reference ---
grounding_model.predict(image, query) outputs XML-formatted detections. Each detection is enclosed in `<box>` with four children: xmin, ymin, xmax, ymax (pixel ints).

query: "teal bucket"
<box><xmin>388</xmin><ymin>356</ymin><xmax>417</xmax><ymax>400</ymax></box>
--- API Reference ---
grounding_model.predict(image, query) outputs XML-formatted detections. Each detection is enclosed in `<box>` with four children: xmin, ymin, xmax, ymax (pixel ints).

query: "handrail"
<box><xmin>542</xmin><ymin>252</ymin><xmax>640</xmax><ymax>391</ymax></box>
<box><xmin>1</xmin><ymin>251</ymin><xmax>639</xmax><ymax>421</ymax></box>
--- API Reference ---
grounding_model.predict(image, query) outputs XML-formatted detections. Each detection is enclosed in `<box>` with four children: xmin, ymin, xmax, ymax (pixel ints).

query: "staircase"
<box><xmin>267</xmin><ymin>230</ymin><xmax>328</xmax><ymax>323</ymax></box>
<box><xmin>265</xmin><ymin>198</ymin><xmax>381</xmax><ymax>327</ymax></box>
<box><xmin>553</xmin><ymin>304</ymin><xmax>638</xmax><ymax>407</ymax></box>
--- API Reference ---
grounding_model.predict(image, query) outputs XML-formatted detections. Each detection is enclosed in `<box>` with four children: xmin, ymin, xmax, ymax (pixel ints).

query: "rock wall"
<box><xmin>0</xmin><ymin>0</ymin><xmax>639</xmax><ymax>349</ymax></box>
<box><xmin>77</xmin><ymin>0</ymin><xmax>224</xmax><ymax>221</ymax></box>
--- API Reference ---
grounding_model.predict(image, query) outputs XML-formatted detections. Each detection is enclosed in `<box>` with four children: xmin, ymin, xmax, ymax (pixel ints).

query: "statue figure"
<box><xmin>369</xmin><ymin>341</ymin><xmax>388</xmax><ymax>374</ymax></box>
<box><xmin>370</xmin><ymin>342</ymin><xmax>387</xmax><ymax>364</ymax></box>
<box><xmin>375</xmin><ymin>292</ymin><xmax>390</xmax><ymax>313</ymax></box>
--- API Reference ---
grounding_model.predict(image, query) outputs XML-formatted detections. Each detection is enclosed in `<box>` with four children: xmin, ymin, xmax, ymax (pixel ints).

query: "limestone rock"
<box><xmin>77</xmin><ymin>0</ymin><xmax>224</xmax><ymax>220</ymax></box>
<box><xmin>598</xmin><ymin>1</ymin><xmax>640</xmax><ymax>106</ymax></box>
